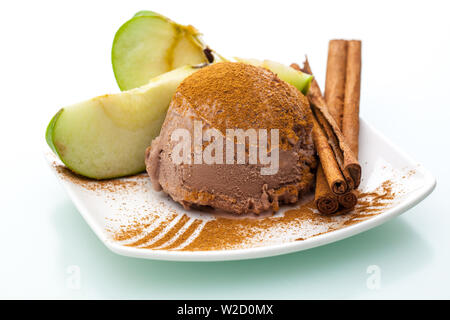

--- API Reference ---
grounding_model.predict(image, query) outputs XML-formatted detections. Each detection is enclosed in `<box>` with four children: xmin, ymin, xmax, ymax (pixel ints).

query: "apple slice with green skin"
<box><xmin>235</xmin><ymin>58</ymin><xmax>313</xmax><ymax>95</ymax></box>
<box><xmin>46</xmin><ymin>65</ymin><xmax>199</xmax><ymax>179</ymax></box>
<box><xmin>112</xmin><ymin>11</ymin><xmax>209</xmax><ymax>91</ymax></box>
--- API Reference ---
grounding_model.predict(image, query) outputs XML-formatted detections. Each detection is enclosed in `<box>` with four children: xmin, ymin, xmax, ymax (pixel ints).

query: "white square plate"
<box><xmin>45</xmin><ymin>119</ymin><xmax>436</xmax><ymax>261</ymax></box>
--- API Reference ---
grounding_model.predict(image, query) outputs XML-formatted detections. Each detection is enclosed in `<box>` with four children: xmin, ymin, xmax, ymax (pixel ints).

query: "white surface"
<box><xmin>0</xmin><ymin>0</ymin><xmax>448</xmax><ymax>298</ymax></box>
<box><xmin>45</xmin><ymin>120</ymin><xmax>435</xmax><ymax>261</ymax></box>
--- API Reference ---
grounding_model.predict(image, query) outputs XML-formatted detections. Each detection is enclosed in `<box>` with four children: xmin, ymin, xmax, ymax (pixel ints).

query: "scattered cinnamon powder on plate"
<box><xmin>54</xmin><ymin>164</ymin><xmax>148</xmax><ymax>193</ymax></box>
<box><xmin>52</xmin><ymin>157</ymin><xmax>400</xmax><ymax>252</ymax></box>
<box><xmin>143</xmin><ymin>215</ymin><xmax>191</xmax><ymax>249</ymax></box>
<box><xmin>160</xmin><ymin>219</ymin><xmax>204</xmax><ymax>250</ymax></box>
<box><xmin>107</xmin><ymin>180</ymin><xmax>397</xmax><ymax>251</ymax></box>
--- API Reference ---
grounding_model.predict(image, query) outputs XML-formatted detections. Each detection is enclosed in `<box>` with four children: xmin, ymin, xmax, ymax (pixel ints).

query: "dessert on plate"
<box><xmin>146</xmin><ymin>62</ymin><xmax>317</xmax><ymax>214</ymax></box>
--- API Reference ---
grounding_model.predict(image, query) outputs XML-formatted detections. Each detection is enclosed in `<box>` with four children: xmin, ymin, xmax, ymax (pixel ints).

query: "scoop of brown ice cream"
<box><xmin>146</xmin><ymin>62</ymin><xmax>316</xmax><ymax>214</ymax></box>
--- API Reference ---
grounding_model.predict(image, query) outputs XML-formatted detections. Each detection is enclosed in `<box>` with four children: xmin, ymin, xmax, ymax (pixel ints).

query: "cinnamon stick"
<box><xmin>299</xmin><ymin>59</ymin><xmax>361</xmax><ymax>189</ymax></box>
<box><xmin>311</xmin><ymin>106</ymin><xmax>357</xmax><ymax>190</ymax></box>
<box><xmin>291</xmin><ymin>47</ymin><xmax>362</xmax><ymax>215</ymax></box>
<box><xmin>337</xmin><ymin>190</ymin><xmax>358</xmax><ymax>209</ymax></box>
<box><xmin>342</xmin><ymin>40</ymin><xmax>362</xmax><ymax>157</ymax></box>
<box><xmin>314</xmin><ymin>164</ymin><xmax>339</xmax><ymax>214</ymax></box>
<box><xmin>325</xmin><ymin>40</ymin><xmax>348</xmax><ymax>127</ymax></box>
<box><xmin>311</xmin><ymin>115</ymin><xmax>348</xmax><ymax>195</ymax></box>
<box><xmin>291</xmin><ymin>62</ymin><xmax>340</xmax><ymax>213</ymax></box>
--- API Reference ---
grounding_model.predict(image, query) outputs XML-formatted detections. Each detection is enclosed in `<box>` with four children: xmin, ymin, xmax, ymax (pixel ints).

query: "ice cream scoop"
<box><xmin>146</xmin><ymin>62</ymin><xmax>316</xmax><ymax>214</ymax></box>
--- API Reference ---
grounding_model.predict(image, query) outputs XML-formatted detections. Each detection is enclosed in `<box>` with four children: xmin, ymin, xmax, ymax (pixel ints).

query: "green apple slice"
<box><xmin>235</xmin><ymin>58</ymin><xmax>313</xmax><ymax>95</ymax></box>
<box><xmin>46</xmin><ymin>65</ymin><xmax>199</xmax><ymax>179</ymax></box>
<box><xmin>112</xmin><ymin>11</ymin><xmax>209</xmax><ymax>91</ymax></box>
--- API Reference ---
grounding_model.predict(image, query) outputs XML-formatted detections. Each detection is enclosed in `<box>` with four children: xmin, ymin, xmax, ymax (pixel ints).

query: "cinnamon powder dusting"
<box><xmin>107</xmin><ymin>180</ymin><xmax>397</xmax><ymax>251</ymax></box>
<box><xmin>53</xmin><ymin>160</ymin><xmax>399</xmax><ymax>252</ymax></box>
<box><xmin>173</xmin><ymin>62</ymin><xmax>312</xmax><ymax>150</ymax></box>
<box><xmin>54</xmin><ymin>164</ymin><xmax>148</xmax><ymax>193</ymax></box>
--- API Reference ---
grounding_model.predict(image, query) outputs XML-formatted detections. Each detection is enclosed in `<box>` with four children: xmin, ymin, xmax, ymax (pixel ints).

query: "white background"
<box><xmin>0</xmin><ymin>0</ymin><xmax>448</xmax><ymax>299</ymax></box>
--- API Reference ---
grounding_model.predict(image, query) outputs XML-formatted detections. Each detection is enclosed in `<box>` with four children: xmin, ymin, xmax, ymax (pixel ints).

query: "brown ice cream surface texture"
<box><xmin>146</xmin><ymin>62</ymin><xmax>317</xmax><ymax>214</ymax></box>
